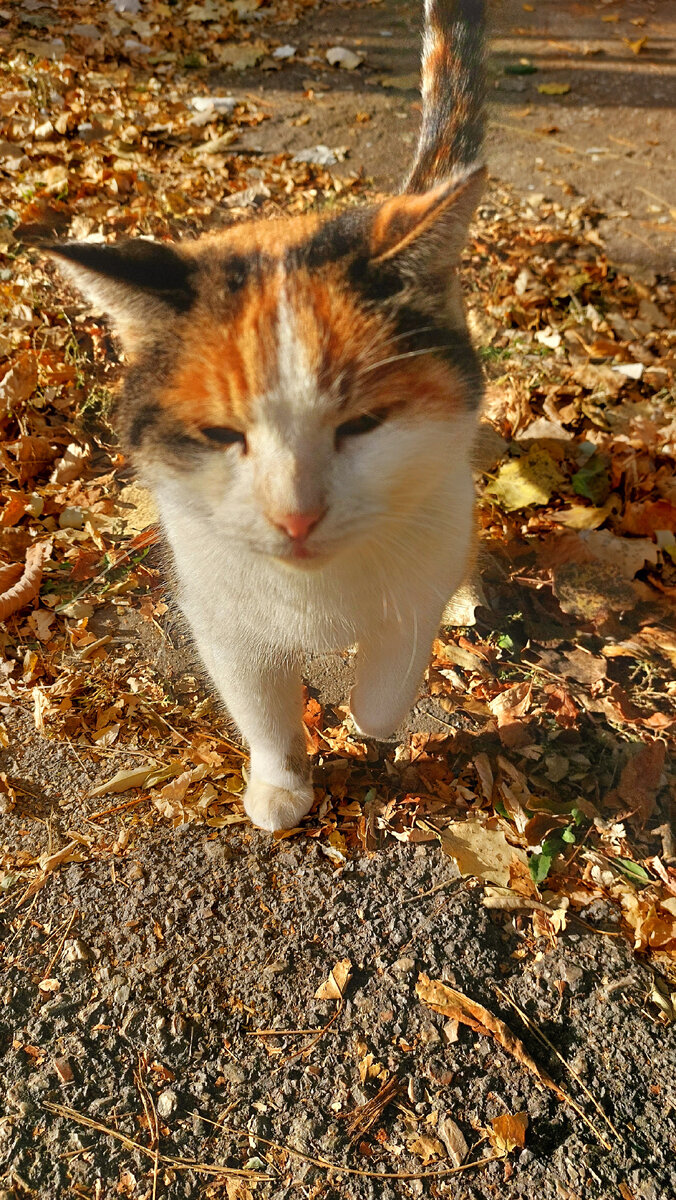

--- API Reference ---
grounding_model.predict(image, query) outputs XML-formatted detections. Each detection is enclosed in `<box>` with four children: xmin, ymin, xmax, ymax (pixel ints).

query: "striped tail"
<box><xmin>406</xmin><ymin>0</ymin><xmax>486</xmax><ymax>193</ymax></box>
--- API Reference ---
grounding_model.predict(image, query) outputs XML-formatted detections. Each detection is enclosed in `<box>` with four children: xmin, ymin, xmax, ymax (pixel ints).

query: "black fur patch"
<box><xmin>291</xmin><ymin>208</ymin><xmax>372</xmax><ymax>272</ymax></box>
<box><xmin>220</xmin><ymin>252</ymin><xmax>271</xmax><ymax>295</ymax></box>
<box><xmin>127</xmin><ymin>403</ymin><xmax>162</xmax><ymax>448</ymax></box>
<box><xmin>50</xmin><ymin>239</ymin><xmax>197</xmax><ymax>313</ymax></box>
<box><xmin>391</xmin><ymin>305</ymin><xmax>483</xmax><ymax>403</ymax></box>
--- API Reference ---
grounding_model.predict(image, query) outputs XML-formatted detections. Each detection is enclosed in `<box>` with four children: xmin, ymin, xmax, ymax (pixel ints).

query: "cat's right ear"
<box><xmin>47</xmin><ymin>239</ymin><xmax>196</xmax><ymax>353</ymax></box>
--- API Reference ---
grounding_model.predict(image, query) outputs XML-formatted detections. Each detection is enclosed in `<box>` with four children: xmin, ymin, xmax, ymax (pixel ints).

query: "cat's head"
<box><xmin>50</xmin><ymin>167</ymin><xmax>484</xmax><ymax>568</ymax></box>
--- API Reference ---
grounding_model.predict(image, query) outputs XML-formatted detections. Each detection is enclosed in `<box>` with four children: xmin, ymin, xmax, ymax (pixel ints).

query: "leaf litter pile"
<box><xmin>1</xmin><ymin>1</ymin><xmax>676</xmax><ymax>1194</ymax></box>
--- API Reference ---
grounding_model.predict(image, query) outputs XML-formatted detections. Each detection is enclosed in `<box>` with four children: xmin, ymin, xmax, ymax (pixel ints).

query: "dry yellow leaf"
<box><xmin>623</xmin><ymin>36</ymin><xmax>647</xmax><ymax>55</ymax></box>
<box><xmin>416</xmin><ymin>974</ymin><xmax>566</xmax><ymax>1102</ymax></box>
<box><xmin>428</xmin><ymin>819</ymin><xmax>529</xmax><ymax>888</ymax></box>
<box><xmin>315</xmin><ymin>958</ymin><xmax>352</xmax><ymax>1001</ymax></box>
<box><xmin>409</xmin><ymin>1134</ymin><xmax>445</xmax><ymax>1164</ymax></box>
<box><xmin>489</xmin><ymin>1111</ymin><xmax>529</xmax><ymax>1154</ymax></box>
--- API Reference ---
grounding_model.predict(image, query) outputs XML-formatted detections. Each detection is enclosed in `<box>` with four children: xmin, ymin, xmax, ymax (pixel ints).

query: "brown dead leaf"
<box><xmin>416</xmin><ymin>975</ymin><xmax>566</xmax><ymax>1101</ymax></box>
<box><xmin>552</xmin><ymin>562</ymin><xmax>638</xmax><ymax>621</ymax></box>
<box><xmin>225</xmin><ymin>1180</ymin><xmax>254</xmax><ymax>1200</ymax></box>
<box><xmin>0</xmin><ymin>540</ymin><xmax>51</xmax><ymax>620</ymax></box>
<box><xmin>544</xmin><ymin>684</ymin><xmax>579</xmax><ymax>728</ymax></box>
<box><xmin>409</xmin><ymin>1135</ymin><xmax>445</xmax><ymax>1164</ymax></box>
<box><xmin>604</xmin><ymin>740</ymin><xmax>666</xmax><ymax>822</ymax></box>
<box><xmin>0</xmin><ymin>351</ymin><xmax>38</xmax><ymax>409</ymax></box>
<box><xmin>426</xmin><ymin>818</ymin><xmax>529</xmax><ymax>888</ymax></box>
<box><xmin>488</xmin><ymin>681</ymin><xmax>533</xmax><ymax>747</ymax></box>
<box><xmin>623</xmin><ymin>36</ymin><xmax>647</xmax><ymax>55</ymax></box>
<box><xmin>89</xmin><ymin>763</ymin><xmax>177</xmax><ymax>799</ymax></box>
<box><xmin>0</xmin><ymin>494</ymin><xmax>27</xmax><ymax>528</ymax></box>
<box><xmin>2</xmin><ymin>436</ymin><xmax>57</xmax><ymax>485</ymax></box>
<box><xmin>489</xmin><ymin>1111</ymin><xmax>529</xmax><ymax>1154</ymax></box>
<box><xmin>50</xmin><ymin>442</ymin><xmax>90</xmax><ymax>485</ymax></box>
<box><xmin>315</xmin><ymin>958</ymin><xmax>351</xmax><ymax>1001</ymax></box>
<box><xmin>620</xmin><ymin>500</ymin><xmax>676</xmax><ymax>538</ymax></box>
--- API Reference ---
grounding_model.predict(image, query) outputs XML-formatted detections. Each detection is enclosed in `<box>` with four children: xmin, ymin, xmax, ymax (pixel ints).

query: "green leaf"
<box><xmin>529</xmin><ymin>851</ymin><xmax>553</xmax><ymax>885</ymax></box>
<box><xmin>613</xmin><ymin>857</ymin><xmax>651</xmax><ymax>886</ymax></box>
<box><xmin>572</xmin><ymin>454</ymin><xmax>611</xmax><ymax>505</ymax></box>
<box><xmin>496</xmin><ymin>633</ymin><xmax>515</xmax><ymax>653</ymax></box>
<box><xmin>504</xmin><ymin>62</ymin><xmax>538</xmax><ymax>75</ymax></box>
<box><xmin>561</xmin><ymin>825</ymin><xmax>576</xmax><ymax>844</ymax></box>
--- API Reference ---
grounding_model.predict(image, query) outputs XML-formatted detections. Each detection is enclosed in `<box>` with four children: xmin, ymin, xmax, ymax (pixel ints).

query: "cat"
<box><xmin>50</xmin><ymin>0</ymin><xmax>486</xmax><ymax>832</ymax></box>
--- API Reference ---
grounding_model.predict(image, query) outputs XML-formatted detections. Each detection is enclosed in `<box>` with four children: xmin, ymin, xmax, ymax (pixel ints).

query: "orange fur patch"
<box><xmin>158</xmin><ymin>210</ymin><xmax>467</xmax><ymax>431</ymax></box>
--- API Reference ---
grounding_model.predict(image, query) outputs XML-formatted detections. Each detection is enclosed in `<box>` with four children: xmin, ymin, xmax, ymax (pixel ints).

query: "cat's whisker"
<box><xmin>356</xmin><ymin>344</ymin><xmax>459</xmax><ymax>378</ymax></box>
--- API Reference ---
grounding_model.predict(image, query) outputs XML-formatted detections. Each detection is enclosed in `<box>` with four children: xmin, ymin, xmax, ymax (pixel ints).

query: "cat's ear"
<box><xmin>48</xmin><ymin>239</ymin><xmax>196</xmax><ymax>352</ymax></box>
<box><xmin>370</xmin><ymin>165</ymin><xmax>485</xmax><ymax>265</ymax></box>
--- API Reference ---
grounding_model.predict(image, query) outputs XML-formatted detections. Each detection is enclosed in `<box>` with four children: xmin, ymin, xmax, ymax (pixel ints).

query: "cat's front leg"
<box><xmin>350</xmin><ymin>602</ymin><xmax>444</xmax><ymax>740</ymax></box>
<box><xmin>198</xmin><ymin>637</ymin><xmax>314</xmax><ymax>832</ymax></box>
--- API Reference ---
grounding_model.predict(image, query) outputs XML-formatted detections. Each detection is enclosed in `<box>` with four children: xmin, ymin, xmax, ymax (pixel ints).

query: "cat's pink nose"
<box><xmin>271</xmin><ymin>510</ymin><xmax>323</xmax><ymax>541</ymax></box>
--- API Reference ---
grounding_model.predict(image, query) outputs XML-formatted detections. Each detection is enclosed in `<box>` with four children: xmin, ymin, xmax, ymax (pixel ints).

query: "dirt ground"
<box><xmin>1</xmin><ymin>2</ymin><xmax>676</xmax><ymax>1199</ymax></box>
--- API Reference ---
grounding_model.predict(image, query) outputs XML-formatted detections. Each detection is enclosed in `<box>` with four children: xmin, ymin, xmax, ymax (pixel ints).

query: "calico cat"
<box><xmin>51</xmin><ymin>0</ymin><xmax>486</xmax><ymax>832</ymax></box>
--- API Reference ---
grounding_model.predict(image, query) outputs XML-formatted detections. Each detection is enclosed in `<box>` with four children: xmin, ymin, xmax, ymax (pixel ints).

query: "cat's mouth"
<box><xmin>274</xmin><ymin>542</ymin><xmax>330</xmax><ymax>569</ymax></box>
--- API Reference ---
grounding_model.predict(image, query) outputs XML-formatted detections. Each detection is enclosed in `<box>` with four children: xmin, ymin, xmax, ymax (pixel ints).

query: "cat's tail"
<box><xmin>405</xmin><ymin>0</ymin><xmax>486</xmax><ymax>193</ymax></box>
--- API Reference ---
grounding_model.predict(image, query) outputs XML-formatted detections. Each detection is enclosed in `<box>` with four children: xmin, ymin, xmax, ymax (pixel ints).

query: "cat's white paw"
<box><xmin>243</xmin><ymin>778</ymin><xmax>315</xmax><ymax>832</ymax></box>
<box><xmin>350</xmin><ymin>688</ymin><xmax>404</xmax><ymax>741</ymax></box>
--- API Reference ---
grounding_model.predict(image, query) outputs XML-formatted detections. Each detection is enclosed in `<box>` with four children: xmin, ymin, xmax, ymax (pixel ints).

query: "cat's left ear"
<box><xmin>48</xmin><ymin>238</ymin><xmax>196</xmax><ymax>353</ymax></box>
<box><xmin>370</xmin><ymin>165</ymin><xmax>486</xmax><ymax>265</ymax></box>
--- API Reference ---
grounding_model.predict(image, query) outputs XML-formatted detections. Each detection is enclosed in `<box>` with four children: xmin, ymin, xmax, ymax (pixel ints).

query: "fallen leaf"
<box><xmin>442</xmin><ymin>577</ymin><xmax>487</xmax><ymax>626</ymax></box>
<box><xmin>115</xmin><ymin>482</ymin><xmax>158</xmax><ymax>532</ymax></box>
<box><xmin>214</xmin><ymin>43</ymin><xmax>264</xmax><ymax>69</ymax></box>
<box><xmin>489</xmin><ymin>1112</ymin><xmax>529</xmax><ymax>1154</ymax></box>
<box><xmin>488</xmin><ymin>681</ymin><xmax>533</xmax><ymax>747</ymax></box>
<box><xmin>623</xmin><ymin>36</ymin><xmax>647</xmax><ymax>55</ymax></box>
<box><xmin>409</xmin><ymin>1135</ymin><xmax>445</xmax><ymax>1164</ymax></box>
<box><xmin>89</xmin><ymin>763</ymin><xmax>177</xmax><ymax>799</ymax></box>
<box><xmin>486</xmin><ymin>446</ymin><xmax>565</xmax><ymax>511</ymax></box>
<box><xmin>552</xmin><ymin>562</ymin><xmax>639</xmax><ymax>620</ymax></box>
<box><xmin>416</xmin><ymin>975</ymin><xmax>566</xmax><ymax>1101</ymax></box>
<box><xmin>0</xmin><ymin>540</ymin><xmax>51</xmax><ymax>621</ymax></box>
<box><xmin>225</xmin><ymin>1179</ymin><xmax>254</xmax><ymax>1200</ymax></box>
<box><xmin>0</xmin><ymin>352</ymin><xmax>38</xmax><ymax>409</ymax></box>
<box><xmin>423</xmin><ymin>819</ymin><xmax>528</xmax><ymax>888</ymax></box>
<box><xmin>315</xmin><ymin>958</ymin><xmax>352</xmax><ymax>1001</ymax></box>
<box><xmin>604</xmin><ymin>741</ymin><xmax>666</xmax><ymax>822</ymax></box>
<box><xmin>552</xmin><ymin>495</ymin><xmax>620</xmax><ymax>530</ymax></box>
<box><xmin>537</xmin><ymin>82</ymin><xmax>571</xmax><ymax>95</ymax></box>
<box><xmin>572</xmin><ymin>454</ymin><xmax>611</xmax><ymax>505</ymax></box>
<box><xmin>50</xmin><ymin>443</ymin><xmax>90</xmax><ymax>485</ymax></box>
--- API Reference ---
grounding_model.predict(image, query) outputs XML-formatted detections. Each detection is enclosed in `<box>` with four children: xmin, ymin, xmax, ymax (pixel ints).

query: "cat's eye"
<box><xmin>335</xmin><ymin>408</ymin><xmax>388</xmax><ymax>445</ymax></box>
<box><xmin>201</xmin><ymin>426</ymin><xmax>247</xmax><ymax>450</ymax></box>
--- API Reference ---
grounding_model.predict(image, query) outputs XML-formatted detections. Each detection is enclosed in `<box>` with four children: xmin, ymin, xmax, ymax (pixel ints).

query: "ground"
<box><xmin>1</xmin><ymin>2</ymin><xmax>675</xmax><ymax>1199</ymax></box>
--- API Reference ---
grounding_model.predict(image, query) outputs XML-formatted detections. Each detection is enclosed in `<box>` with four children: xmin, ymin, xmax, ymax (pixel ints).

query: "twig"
<box><xmin>134</xmin><ymin>1056</ymin><xmax>160</xmax><ymax>1200</ymax></box>
<box><xmin>89</xmin><ymin>794</ymin><xmax>152</xmax><ymax>822</ymax></box>
<box><xmin>401</xmin><ymin>877</ymin><xmax>465</xmax><ymax>904</ymax></box>
<box><xmin>344</xmin><ymin>1075</ymin><xmax>402</xmax><ymax>1143</ymax></box>
<box><xmin>273</xmin><ymin>1002</ymin><xmax>343</xmax><ymax>1070</ymax></box>
<box><xmin>41</xmin><ymin>1102</ymin><xmax>269</xmax><ymax>1180</ymax></box>
<box><xmin>493</xmin><ymin>985</ymin><xmax>622</xmax><ymax>1143</ymax></box>
<box><xmin>248</xmin><ymin>1026</ymin><xmax>331</xmax><ymax>1037</ymax></box>
<box><xmin>41</xmin><ymin>908</ymin><xmax>77</xmax><ymax>981</ymax></box>
<box><xmin>221</xmin><ymin>1125</ymin><xmax>504</xmax><ymax>1181</ymax></box>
